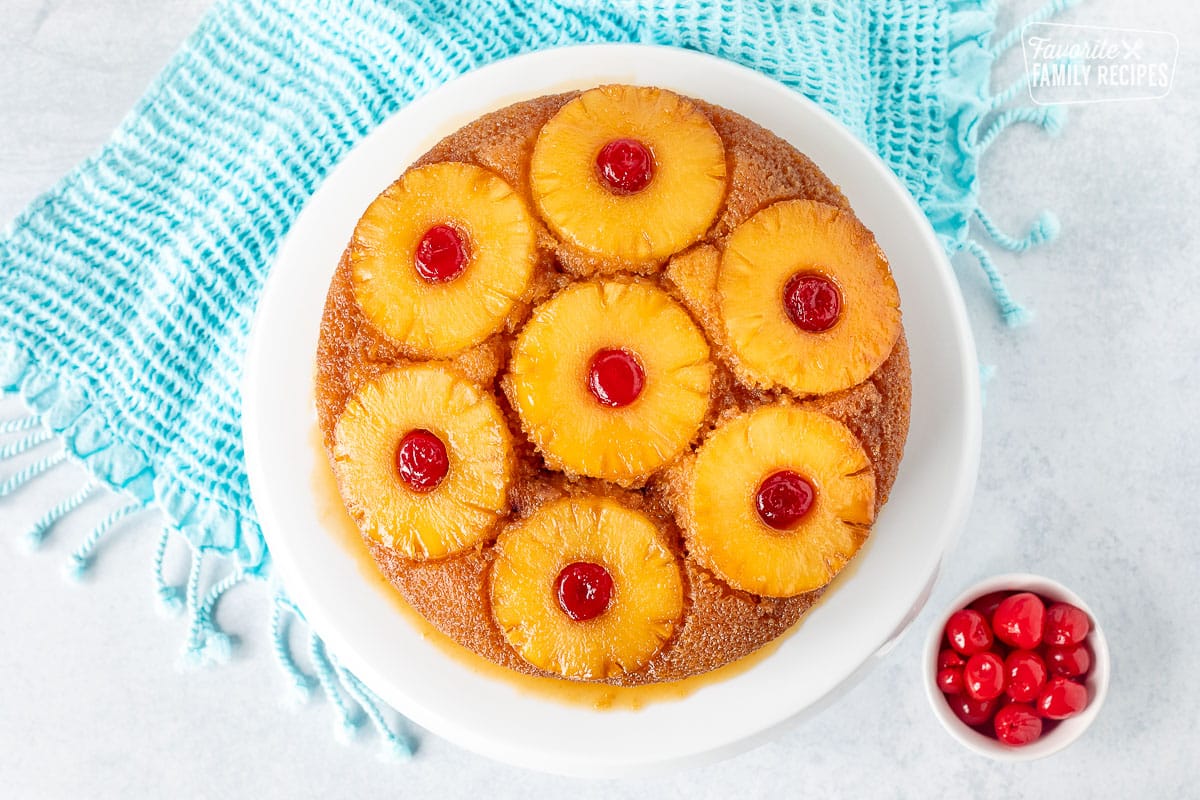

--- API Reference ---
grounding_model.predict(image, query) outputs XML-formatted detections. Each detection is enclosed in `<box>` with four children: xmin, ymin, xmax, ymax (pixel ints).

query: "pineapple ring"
<box><xmin>490</xmin><ymin>496</ymin><xmax>684</xmax><ymax>680</ymax></box>
<box><xmin>349</xmin><ymin>162</ymin><xmax>537</xmax><ymax>358</ymax></box>
<box><xmin>685</xmin><ymin>406</ymin><xmax>876</xmax><ymax>598</ymax></box>
<box><xmin>529</xmin><ymin>84</ymin><xmax>728</xmax><ymax>264</ymax></box>
<box><xmin>507</xmin><ymin>280</ymin><xmax>713</xmax><ymax>485</ymax></box>
<box><xmin>332</xmin><ymin>364</ymin><xmax>514</xmax><ymax>560</ymax></box>
<box><xmin>718</xmin><ymin>199</ymin><xmax>902</xmax><ymax>395</ymax></box>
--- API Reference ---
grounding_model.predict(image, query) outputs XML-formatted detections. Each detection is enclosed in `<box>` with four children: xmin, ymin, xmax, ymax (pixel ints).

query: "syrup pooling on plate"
<box><xmin>313</xmin><ymin>418</ymin><xmax>789</xmax><ymax>711</ymax></box>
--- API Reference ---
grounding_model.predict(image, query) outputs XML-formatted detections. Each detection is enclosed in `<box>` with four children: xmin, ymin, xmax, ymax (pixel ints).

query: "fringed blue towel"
<box><xmin>0</xmin><ymin>0</ymin><xmax>1072</xmax><ymax>758</ymax></box>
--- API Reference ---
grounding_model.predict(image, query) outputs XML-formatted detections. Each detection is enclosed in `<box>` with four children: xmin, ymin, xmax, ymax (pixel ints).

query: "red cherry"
<box><xmin>992</xmin><ymin>592</ymin><xmax>1045</xmax><ymax>650</ymax></box>
<box><xmin>414</xmin><ymin>224</ymin><xmax>468</xmax><ymax>283</ymax></box>
<box><xmin>394</xmin><ymin>429</ymin><xmax>449</xmax><ymax>493</ymax></box>
<box><xmin>993</xmin><ymin>703</ymin><xmax>1043</xmax><ymax>746</ymax></box>
<box><xmin>945</xmin><ymin>609</ymin><xmax>993</xmax><ymax>656</ymax></box>
<box><xmin>937</xmin><ymin>667</ymin><xmax>964</xmax><ymax>695</ymax></box>
<box><xmin>938</xmin><ymin>648</ymin><xmax>965</xmax><ymax>670</ymax></box>
<box><xmin>1004</xmin><ymin>650</ymin><xmax>1048</xmax><ymax>703</ymax></box>
<box><xmin>595</xmin><ymin>138</ymin><xmax>655</xmax><ymax>194</ymax></box>
<box><xmin>970</xmin><ymin>590</ymin><xmax>1011</xmax><ymax>625</ymax></box>
<box><xmin>1045</xmin><ymin>642</ymin><xmax>1092</xmax><ymax>678</ymax></box>
<box><xmin>754</xmin><ymin>470</ymin><xmax>816</xmax><ymax>530</ymax></box>
<box><xmin>1036</xmin><ymin>676</ymin><xmax>1089</xmax><ymax>719</ymax></box>
<box><xmin>586</xmin><ymin>348</ymin><xmax>645</xmax><ymax>408</ymax></box>
<box><xmin>555</xmin><ymin>562</ymin><xmax>614</xmax><ymax>622</ymax></box>
<box><xmin>1043</xmin><ymin>602</ymin><xmax>1091</xmax><ymax>646</ymax></box>
<box><xmin>964</xmin><ymin>652</ymin><xmax>1006</xmax><ymax>701</ymax></box>
<box><xmin>783</xmin><ymin>273</ymin><xmax>842</xmax><ymax>333</ymax></box>
<box><xmin>948</xmin><ymin>693</ymin><xmax>999</xmax><ymax>728</ymax></box>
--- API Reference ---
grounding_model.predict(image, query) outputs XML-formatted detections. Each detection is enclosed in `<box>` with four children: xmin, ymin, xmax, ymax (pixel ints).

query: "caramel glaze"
<box><xmin>314</xmin><ymin>91</ymin><xmax>912</xmax><ymax>687</ymax></box>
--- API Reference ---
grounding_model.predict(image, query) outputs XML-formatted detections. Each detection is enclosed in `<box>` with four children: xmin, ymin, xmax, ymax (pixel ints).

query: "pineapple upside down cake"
<box><xmin>316</xmin><ymin>85</ymin><xmax>910</xmax><ymax>684</ymax></box>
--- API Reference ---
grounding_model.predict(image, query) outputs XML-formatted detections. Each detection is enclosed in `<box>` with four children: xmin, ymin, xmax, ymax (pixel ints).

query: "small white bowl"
<box><xmin>923</xmin><ymin>573</ymin><xmax>1110</xmax><ymax>760</ymax></box>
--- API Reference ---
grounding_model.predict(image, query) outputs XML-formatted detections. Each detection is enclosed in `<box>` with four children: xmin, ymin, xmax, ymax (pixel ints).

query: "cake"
<box><xmin>315</xmin><ymin>85</ymin><xmax>910</xmax><ymax>685</ymax></box>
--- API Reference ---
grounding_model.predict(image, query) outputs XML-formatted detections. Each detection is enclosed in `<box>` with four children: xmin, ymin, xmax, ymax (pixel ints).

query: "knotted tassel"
<box><xmin>975</xmin><ymin>207</ymin><xmax>1060</xmax><ymax>253</ymax></box>
<box><xmin>65</xmin><ymin>500</ymin><xmax>144</xmax><ymax>580</ymax></box>
<box><xmin>962</xmin><ymin>239</ymin><xmax>1034</xmax><ymax>327</ymax></box>
<box><xmin>309</xmin><ymin>633</ymin><xmax>363</xmax><ymax>744</ymax></box>
<box><xmin>152</xmin><ymin>528</ymin><xmax>185</xmax><ymax>615</ymax></box>
<box><xmin>22</xmin><ymin>478</ymin><xmax>98</xmax><ymax>551</ymax></box>
<box><xmin>331</xmin><ymin>657</ymin><xmax>416</xmax><ymax>761</ymax></box>
<box><xmin>184</xmin><ymin>566</ymin><xmax>250</xmax><ymax>665</ymax></box>
<box><xmin>271</xmin><ymin>595</ymin><xmax>317</xmax><ymax>704</ymax></box>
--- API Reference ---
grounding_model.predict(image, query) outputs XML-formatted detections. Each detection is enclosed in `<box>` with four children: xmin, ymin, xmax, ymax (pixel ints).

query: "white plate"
<box><xmin>242</xmin><ymin>44</ymin><xmax>981</xmax><ymax>777</ymax></box>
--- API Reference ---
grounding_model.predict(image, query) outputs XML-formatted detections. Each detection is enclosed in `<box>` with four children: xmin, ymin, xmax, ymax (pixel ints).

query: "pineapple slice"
<box><xmin>490</xmin><ymin>496</ymin><xmax>684</xmax><ymax>680</ymax></box>
<box><xmin>505</xmin><ymin>279</ymin><xmax>713</xmax><ymax>486</ymax></box>
<box><xmin>684</xmin><ymin>405</ymin><xmax>875</xmax><ymax>597</ymax></box>
<box><xmin>718</xmin><ymin>199</ymin><xmax>901</xmax><ymax>395</ymax></box>
<box><xmin>349</xmin><ymin>162</ymin><xmax>537</xmax><ymax>358</ymax></box>
<box><xmin>332</xmin><ymin>364</ymin><xmax>514</xmax><ymax>560</ymax></box>
<box><xmin>529</xmin><ymin>85</ymin><xmax>727</xmax><ymax>264</ymax></box>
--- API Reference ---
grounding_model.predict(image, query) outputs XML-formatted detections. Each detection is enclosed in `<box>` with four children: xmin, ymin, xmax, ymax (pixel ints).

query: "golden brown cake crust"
<box><xmin>315</xmin><ymin>90</ymin><xmax>912</xmax><ymax>685</ymax></box>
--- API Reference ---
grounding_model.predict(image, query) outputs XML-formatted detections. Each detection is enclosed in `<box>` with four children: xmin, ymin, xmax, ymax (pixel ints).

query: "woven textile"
<box><xmin>0</xmin><ymin>0</ymin><xmax>1068</xmax><ymax>756</ymax></box>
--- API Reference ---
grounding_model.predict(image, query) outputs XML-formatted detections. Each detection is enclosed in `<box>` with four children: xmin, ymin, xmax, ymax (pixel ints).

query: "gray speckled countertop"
<box><xmin>2</xmin><ymin>1</ymin><xmax>1197</xmax><ymax>796</ymax></box>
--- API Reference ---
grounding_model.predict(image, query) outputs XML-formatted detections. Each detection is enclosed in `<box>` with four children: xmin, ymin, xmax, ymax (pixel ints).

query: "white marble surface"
<box><xmin>1</xmin><ymin>0</ymin><xmax>1197</xmax><ymax>796</ymax></box>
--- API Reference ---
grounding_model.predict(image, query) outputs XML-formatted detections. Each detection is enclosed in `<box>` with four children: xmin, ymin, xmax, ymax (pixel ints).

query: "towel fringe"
<box><xmin>310</xmin><ymin>632</ymin><xmax>365</xmax><ymax>743</ymax></box>
<box><xmin>153</xmin><ymin>527</ymin><xmax>186</xmax><ymax>615</ymax></box>
<box><xmin>0</xmin><ymin>414</ymin><xmax>40</xmax><ymax>434</ymax></box>
<box><xmin>183</xmin><ymin>564</ymin><xmax>251</xmax><ymax>665</ymax></box>
<box><xmin>958</xmin><ymin>0</ymin><xmax>1075</xmax><ymax>324</ymax></box>
<box><xmin>0</xmin><ymin>449</ymin><xmax>66</xmax><ymax>497</ymax></box>
<box><xmin>988</xmin><ymin>0</ymin><xmax>1080</xmax><ymax>57</ymax></box>
<box><xmin>271</xmin><ymin>593</ymin><xmax>317</xmax><ymax>703</ymax></box>
<box><xmin>961</xmin><ymin>239</ymin><xmax>1034</xmax><ymax>327</ymax></box>
<box><xmin>975</xmin><ymin>207</ymin><xmax>1059</xmax><ymax>253</ymax></box>
<box><xmin>0</xmin><ymin>429</ymin><xmax>53</xmax><ymax>460</ymax></box>
<box><xmin>266</xmin><ymin>594</ymin><xmax>411</xmax><ymax>758</ymax></box>
<box><xmin>977</xmin><ymin>105</ymin><xmax>1065</xmax><ymax>154</ymax></box>
<box><xmin>23</xmin><ymin>478</ymin><xmax>98</xmax><ymax>551</ymax></box>
<box><xmin>66</xmin><ymin>500</ymin><xmax>145</xmax><ymax>580</ymax></box>
<box><xmin>987</xmin><ymin>73</ymin><xmax>1033</xmax><ymax>111</ymax></box>
<box><xmin>331</xmin><ymin>656</ymin><xmax>417</xmax><ymax>760</ymax></box>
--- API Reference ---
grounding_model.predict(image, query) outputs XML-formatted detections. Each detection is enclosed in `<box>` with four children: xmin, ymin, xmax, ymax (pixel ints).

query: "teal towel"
<box><xmin>0</xmin><ymin>0</ymin><xmax>1069</xmax><ymax>757</ymax></box>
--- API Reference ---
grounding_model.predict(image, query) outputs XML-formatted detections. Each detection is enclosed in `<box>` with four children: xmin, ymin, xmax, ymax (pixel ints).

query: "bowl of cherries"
<box><xmin>923</xmin><ymin>573</ymin><xmax>1110</xmax><ymax>760</ymax></box>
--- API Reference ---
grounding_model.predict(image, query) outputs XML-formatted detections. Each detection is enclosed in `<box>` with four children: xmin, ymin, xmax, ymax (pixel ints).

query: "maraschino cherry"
<box><xmin>754</xmin><ymin>470</ymin><xmax>816</xmax><ymax>530</ymax></box>
<box><xmin>414</xmin><ymin>224</ymin><xmax>468</xmax><ymax>283</ymax></box>
<box><xmin>395</xmin><ymin>429</ymin><xmax>449</xmax><ymax>492</ymax></box>
<box><xmin>555</xmin><ymin>562</ymin><xmax>614</xmax><ymax>622</ymax></box>
<box><xmin>783</xmin><ymin>273</ymin><xmax>842</xmax><ymax>332</ymax></box>
<box><xmin>595</xmin><ymin>138</ymin><xmax>655</xmax><ymax>195</ymax></box>
<box><xmin>587</xmin><ymin>348</ymin><xmax>645</xmax><ymax>408</ymax></box>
